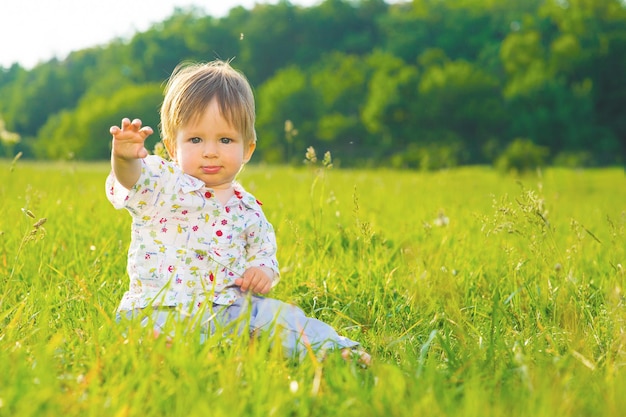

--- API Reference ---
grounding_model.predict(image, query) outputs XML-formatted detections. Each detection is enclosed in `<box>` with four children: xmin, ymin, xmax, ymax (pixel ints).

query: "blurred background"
<box><xmin>0</xmin><ymin>0</ymin><xmax>624</xmax><ymax>170</ymax></box>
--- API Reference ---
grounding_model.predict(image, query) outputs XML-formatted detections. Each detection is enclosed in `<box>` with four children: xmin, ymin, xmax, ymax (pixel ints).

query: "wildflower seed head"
<box><xmin>304</xmin><ymin>146</ymin><xmax>317</xmax><ymax>164</ymax></box>
<box><xmin>21</xmin><ymin>208</ymin><xmax>35</xmax><ymax>219</ymax></box>
<box><xmin>284</xmin><ymin>120</ymin><xmax>298</xmax><ymax>146</ymax></box>
<box><xmin>153</xmin><ymin>141</ymin><xmax>170</xmax><ymax>160</ymax></box>
<box><xmin>33</xmin><ymin>218</ymin><xmax>47</xmax><ymax>228</ymax></box>
<box><xmin>322</xmin><ymin>151</ymin><xmax>333</xmax><ymax>169</ymax></box>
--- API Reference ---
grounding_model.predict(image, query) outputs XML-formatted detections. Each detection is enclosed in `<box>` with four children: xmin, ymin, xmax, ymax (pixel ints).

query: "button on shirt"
<box><xmin>106</xmin><ymin>155</ymin><xmax>279</xmax><ymax>312</ymax></box>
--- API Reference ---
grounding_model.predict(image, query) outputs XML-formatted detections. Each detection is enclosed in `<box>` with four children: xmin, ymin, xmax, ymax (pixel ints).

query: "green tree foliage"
<box><xmin>415</xmin><ymin>57</ymin><xmax>504</xmax><ymax>164</ymax></box>
<box><xmin>236</xmin><ymin>2</ymin><xmax>302</xmax><ymax>85</ymax></box>
<box><xmin>495</xmin><ymin>137</ymin><xmax>548</xmax><ymax>173</ymax></box>
<box><xmin>0</xmin><ymin>0</ymin><xmax>624</xmax><ymax>167</ymax></box>
<box><xmin>3</xmin><ymin>59</ymin><xmax>88</xmax><ymax>137</ymax></box>
<box><xmin>256</xmin><ymin>66</ymin><xmax>314</xmax><ymax>163</ymax></box>
<box><xmin>35</xmin><ymin>84</ymin><xmax>163</xmax><ymax>160</ymax></box>
<box><xmin>361</xmin><ymin>51</ymin><xmax>419</xmax><ymax>155</ymax></box>
<box><xmin>310</xmin><ymin>53</ymin><xmax>370</xmax><ymax>158</ymax></box>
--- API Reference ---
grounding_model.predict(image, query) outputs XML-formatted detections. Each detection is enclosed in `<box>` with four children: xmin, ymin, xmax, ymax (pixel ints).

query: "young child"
<box><xmin>106</xmin><ymin>60</ymin><xmax>370</xmax><ymax>366</ymax></box>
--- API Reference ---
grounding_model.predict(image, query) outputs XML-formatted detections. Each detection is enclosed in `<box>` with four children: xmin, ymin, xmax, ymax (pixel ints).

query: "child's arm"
<box><xmin>109</xmin><ymin>118</ymin><xmax>153</xmax><ymax>189</ymax></box>
<box><xmin>234</xmin><ymin>209</ymin><xmax>279</xmax><ymax>294</ymax></box>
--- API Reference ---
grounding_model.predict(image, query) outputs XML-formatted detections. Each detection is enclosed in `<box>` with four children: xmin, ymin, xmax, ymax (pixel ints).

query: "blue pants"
<box><xmin>117</xmin><ymin>295</ymin><xmax>359</xmax><ymax>360</ymax></box>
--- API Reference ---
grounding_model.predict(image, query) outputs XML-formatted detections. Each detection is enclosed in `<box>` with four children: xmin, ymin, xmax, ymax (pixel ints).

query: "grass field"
<box><xmin>0</xmin><ymin>158</ymin><xmax>625</xmax><ymax>416</ymax></box>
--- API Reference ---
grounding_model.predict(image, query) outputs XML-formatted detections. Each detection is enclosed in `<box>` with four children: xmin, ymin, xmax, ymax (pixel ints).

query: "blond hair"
<box><xmin>159</xmin><ymin>60</ymin><xmax>256</xmax><ymax>158</ymax></box>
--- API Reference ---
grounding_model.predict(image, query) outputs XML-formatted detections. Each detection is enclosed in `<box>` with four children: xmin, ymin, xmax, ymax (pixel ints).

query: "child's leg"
<box><xmin>195</xmin><ymin>297</ymin><xmax>371</xmax><ymax>365</ymax></box>
<box><xmin>248</xmin><ymin>296</ymin><xmax>367</xmax><ymax>363</ymax></box>
<box><xmin>198</xmin><ymin>300</ymin><xmax>249</xmax><ymax>343</ymax></box>
<box><xmin>116</xmin><ymin>308</ymin><xmax>176</xmax><ymax>344</ymax></box>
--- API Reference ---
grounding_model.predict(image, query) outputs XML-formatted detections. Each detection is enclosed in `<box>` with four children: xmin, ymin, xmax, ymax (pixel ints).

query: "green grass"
<box><xmin>1</xmin><ymin>159</ymin><xmax>625</xmax><ymax>416</ymax></box>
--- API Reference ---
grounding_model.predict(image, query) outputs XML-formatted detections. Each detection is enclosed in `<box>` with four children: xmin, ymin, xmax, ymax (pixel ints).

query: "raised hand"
<box><xmin>110</xmin><ymin>118</ymin><xmax>153</xmax><ymax>161</ymax></box>
<box><xmin>110</xmin><ymin>118</ymin><xmax>154</xmax><ymax>189</ymax></box>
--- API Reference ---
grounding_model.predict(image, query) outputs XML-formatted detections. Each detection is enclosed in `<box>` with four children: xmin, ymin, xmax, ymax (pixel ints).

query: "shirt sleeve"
<box><xmin>105</xmin><ymin>156</ymin><xmax>165</xmax><ymax>214</ymax></box>
<box><xmin>105</xmin><ymin>173</ymin><xmax>134</xmax><ymax>210</ymax></box>
<box><xmin>245</xmin><ymin>210</ymin><xmax>280</xmax><ymax>284</ymax></box>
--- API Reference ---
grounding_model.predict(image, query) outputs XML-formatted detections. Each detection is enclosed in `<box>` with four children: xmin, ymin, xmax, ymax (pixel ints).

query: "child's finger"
<box><xmin>139</xmin><ymin>126</ymin><xmax>154</xmax><ymax>138</ymax></box>
<box><xmin>233</xmin><ymin>277</ymin><xmax>246</xmax><ymax>290</ymax></box>
<box><xmin>256</xmin><ymin>280</ymin><xmax>271</xmax><ymax>294</ymax></box>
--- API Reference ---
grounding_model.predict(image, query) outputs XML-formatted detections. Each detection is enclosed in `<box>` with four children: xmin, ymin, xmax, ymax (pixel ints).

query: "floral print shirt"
<box><xmin>106</xmin><ymin>155</ymin><xmax>279</xmax><ymax>312</ymax></box>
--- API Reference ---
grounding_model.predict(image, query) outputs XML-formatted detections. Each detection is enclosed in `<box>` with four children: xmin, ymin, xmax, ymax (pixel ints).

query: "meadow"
<box><xmin>0</xmin><ymin>157</ymin><xmax>624</xmax><ymax>416</ymax></box>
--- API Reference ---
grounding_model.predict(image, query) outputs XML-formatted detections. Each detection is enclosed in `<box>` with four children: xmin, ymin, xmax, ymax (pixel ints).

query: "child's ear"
<box><xmin>243</xmin><ymin>142</ymin><xmax>256</xmax><ymax>164</ymax></box>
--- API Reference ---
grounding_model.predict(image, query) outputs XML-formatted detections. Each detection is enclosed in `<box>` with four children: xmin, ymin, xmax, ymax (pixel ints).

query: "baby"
<box><xmin>107</xmin><ymin>60</ymin><xmax>370</xmax><ymax>366</ymax></box>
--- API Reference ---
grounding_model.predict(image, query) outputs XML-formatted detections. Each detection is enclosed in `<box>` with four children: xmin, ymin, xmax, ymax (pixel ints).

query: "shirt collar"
<box><xmin>179</xmin><ymin>172</ymin><xmax>206</xmax><ymax>193</ymax></box>
<box><xmin>176</xmin><ymin>172</ymin><xmax>261</xmax><ymax>211</ymax></box>
<box><xmin>230</xmin><ymin>181</ymin><xmax>263</xmax><ymax>210</ymax></box>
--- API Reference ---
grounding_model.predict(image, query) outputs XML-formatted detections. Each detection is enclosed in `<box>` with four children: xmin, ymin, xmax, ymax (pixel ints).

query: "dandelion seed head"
<box><xmin>433</xmin><ymin>211</ymin><xmax>449</xmax><ymax>227</ymax></box>
<box><xmin>289</xmin><ymin>380</ymin><xmax>299</xmax><ymax>393</ymax></box>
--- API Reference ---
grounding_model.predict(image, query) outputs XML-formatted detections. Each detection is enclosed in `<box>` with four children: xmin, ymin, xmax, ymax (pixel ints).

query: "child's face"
<box><xmin>173</xmin><ymin>98</ymin><xmax>255</xmax><ymax>190</ymax></box>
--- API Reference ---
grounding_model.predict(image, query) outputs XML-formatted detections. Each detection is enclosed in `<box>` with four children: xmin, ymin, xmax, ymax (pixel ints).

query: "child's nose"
<box><xmin>202</xmin><ymin>141</ymin><xmax>218</xmax><ymax>157</ymax></box>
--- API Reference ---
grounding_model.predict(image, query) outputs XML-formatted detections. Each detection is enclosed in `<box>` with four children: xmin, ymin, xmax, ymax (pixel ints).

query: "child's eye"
<box><xmin>190</xmin><ymin>137</ymin><xmax>202</xmax><ymax>144</ymax></box>
<box><xmin>220</xmin><ymin>137</ymin><xmax>233</xmax><ymax>144</ymax></box>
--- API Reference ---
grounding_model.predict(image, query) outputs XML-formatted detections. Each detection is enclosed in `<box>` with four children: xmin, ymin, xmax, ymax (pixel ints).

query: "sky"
<box><xmin>0</xmin><ymin>0</ymin><xmax>321</xmax><ymax>69</ymax></box>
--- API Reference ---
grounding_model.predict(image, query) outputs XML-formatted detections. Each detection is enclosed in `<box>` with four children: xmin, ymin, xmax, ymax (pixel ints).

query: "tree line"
<box><xmin>0</xmin><ymin>0</ymin><xmax>624</xmax><ymax>169</ymax></box>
